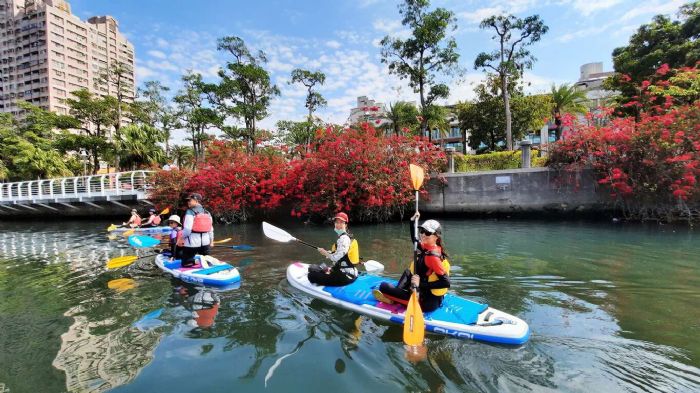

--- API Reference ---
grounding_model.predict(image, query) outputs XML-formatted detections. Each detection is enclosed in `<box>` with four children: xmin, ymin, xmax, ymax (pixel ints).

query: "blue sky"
<box><xmin>68</xmin><ymin>0</ymin><xmax>688</xmax><ymax>133</ymax></box>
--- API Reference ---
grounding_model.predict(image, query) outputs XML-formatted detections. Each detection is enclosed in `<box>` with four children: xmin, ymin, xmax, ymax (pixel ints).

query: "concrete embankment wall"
<box><xmin>422</xmin><ymin>167</ymin><xmax>613</xmax><ymax>216</ymax></box>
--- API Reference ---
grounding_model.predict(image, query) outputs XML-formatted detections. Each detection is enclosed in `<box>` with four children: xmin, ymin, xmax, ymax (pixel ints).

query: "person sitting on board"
<box><xmin>180</xmin><ymin>193</ymin><xmax>214</xmax><ymax>268</ymax></box>
<box><xmin>166</xmin><ymin>214</ymin><xmax>184</xmax><ymax>261</ymax></box>
<box><xmin>373</xmin><ymin>212</ymin><xmax>450</xmax><ymax>312</ymax></box>
<box><xmin>141</xmin><ymin>208</ymin><xmax>162</xmax><ymax>227</ymax></box>
<box><xmin>309</xmin><ymin>212</ymin><xmax>361</xmax><ymax>286</ymax></box>
<box><xmin>123</xmin><ymin>209</ymin><xmax>142</xmax><ymax>228</ymax></box>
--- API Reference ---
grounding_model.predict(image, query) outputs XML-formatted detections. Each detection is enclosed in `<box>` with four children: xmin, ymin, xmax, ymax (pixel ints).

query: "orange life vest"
<box><xmin>192</xmin><ymin>209</ymin><xmax>213</xmax><ymax>233</ymax></box>
<box><xmin>152</xmin><ymin>215</ymin><xmax>161</xmax><ymax>225</ymax></box>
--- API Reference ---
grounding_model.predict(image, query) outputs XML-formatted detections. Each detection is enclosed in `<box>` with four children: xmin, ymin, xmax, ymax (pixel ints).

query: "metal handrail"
<box><xmin>0</xmin><ymin>170</ymin><xmax>155</xmax><ymax>202</ymax></box>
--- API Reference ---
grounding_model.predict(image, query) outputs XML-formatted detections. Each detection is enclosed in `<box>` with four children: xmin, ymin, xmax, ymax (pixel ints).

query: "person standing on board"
<box><xmin>308</xmin><ymin>212</ymin><xmax>361</xmax><ymax>286</ymax></box>
<box><xmin>373</xmin><ymin>212</ymin><xmax>450</xmax><ymax>312</ymax></box>
<box><xmin>180</xmin><ymin>193</ymin><xmax>214</xmax><ymax>268</ymax></box>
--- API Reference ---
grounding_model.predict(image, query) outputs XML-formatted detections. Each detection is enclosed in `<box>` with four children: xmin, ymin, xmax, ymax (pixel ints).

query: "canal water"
<box><xmin>0</xmin><ymin>219</ymin><xmax>698</xmax><ymax>393</ymax></box>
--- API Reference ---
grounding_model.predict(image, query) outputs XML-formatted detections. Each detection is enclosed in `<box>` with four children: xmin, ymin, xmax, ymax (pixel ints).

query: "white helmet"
<box><xmin>167</xmin><ymin>215</ymin><xmax>181</xmax><ymax>225</ymax></box>
<box><xmin>419</xmin><ymin>219</ymin><xmax>441</xmax><ymax>235</ymax></box>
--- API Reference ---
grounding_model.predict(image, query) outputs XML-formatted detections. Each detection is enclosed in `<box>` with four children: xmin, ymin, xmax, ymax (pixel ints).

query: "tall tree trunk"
<box><xmin>502</xmin><ymin>73</ymin><xmax>512</xmax><ymax>150</ymax></box>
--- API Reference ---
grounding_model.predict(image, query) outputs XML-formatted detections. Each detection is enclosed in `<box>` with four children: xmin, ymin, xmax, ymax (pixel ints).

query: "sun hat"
<box><xmin>167</xmin><ymin>215</ymin><xmax>181</xmax><ymax>225</ymax></box>
<box><xmin>419</xmin><ymin>219</ymin><xmax>441</xmax><ymax>235</ymax></box>
<box><xmin>333</xmin><ymin>212</ymin><xmax>349</xmax><ymax>223</ymax></box>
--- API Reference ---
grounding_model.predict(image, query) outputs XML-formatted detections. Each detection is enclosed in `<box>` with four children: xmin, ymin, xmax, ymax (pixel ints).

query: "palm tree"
<box><xmin>384</xmin><ymin>102</ymin><xmax>419</xmax><ymax>136</ymax></box>
<box><xmin>551</xmin><ymin>84</ymin><xmax>589</xmax><ymax>140</ymax></box>
<box><xmin>117</xmin><ymin>124</ymin><xmax>166</xmax><ymax>170</ymax></box>
<box><xmin>170</xmin><ymin>145</ymin><xmax>194</xmax><ymax>169</ymax></box>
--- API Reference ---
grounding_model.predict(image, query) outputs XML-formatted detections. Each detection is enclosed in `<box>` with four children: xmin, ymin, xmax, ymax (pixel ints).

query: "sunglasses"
<box><xmin>419</xmin><ymin>228</ymin><xmax>435</xmax><ymax>236</ymax></box>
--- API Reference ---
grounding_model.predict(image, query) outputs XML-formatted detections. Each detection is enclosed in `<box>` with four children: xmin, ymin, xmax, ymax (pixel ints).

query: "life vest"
<box><xmin>190</xmin><ymin>207</ymin><xmax>213</xmax><ymax>233</ymax></box>
<box><xmin>331</xmin><ymin>232</ymin><xmax>360</xmax><ymax>268</ymax></box>
<box><xmin>133</xmin><ymin>216</ymin><xmax>142</xmax><ymax>226</ymax></box>
<box><xmin>174</xmin><ymin>228</ymin><xmax>184</xmax><ymax>247</ymax></box>
<box><xmin>152</xmin><ymin>215</ymin><xmax>161</xmax><ymax>225</ymax></box>
<box><xmin>410</xmin><ymin>248</ymin><xmax>450</xmax><ymax>297</ymax></box>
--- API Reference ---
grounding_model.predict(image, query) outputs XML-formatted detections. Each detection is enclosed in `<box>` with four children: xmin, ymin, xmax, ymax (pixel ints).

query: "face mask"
<box><xmin>334</xmin><ymin>228</ymin><xmax>346</xmax><ymax>235</ymax></box>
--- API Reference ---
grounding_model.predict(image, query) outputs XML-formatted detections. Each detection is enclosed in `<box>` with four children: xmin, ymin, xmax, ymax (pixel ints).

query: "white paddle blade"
<box><xmin>364</xmin><ymin>260</ymin><xmax>384</xmax><ymax>274</ymax></box>
<box><xmin>262</xmin><ymin>222</ymin><xmax>296</xmax><ymax>243</ymax></box>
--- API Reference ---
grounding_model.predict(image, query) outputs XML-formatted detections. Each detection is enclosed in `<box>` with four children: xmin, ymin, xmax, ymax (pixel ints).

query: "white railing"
<box><xmin>0</xmin><ymin>170</ymin><xmax>154</xmax><ymax>202</ymax></box>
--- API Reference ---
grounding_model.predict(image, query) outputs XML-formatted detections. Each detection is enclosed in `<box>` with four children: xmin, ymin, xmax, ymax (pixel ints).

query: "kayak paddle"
<box><xmin>128</xmin><ymin>235</ymin><xmax>162</xmax><ymax>248</ymax></box>
<box><xmin>404</xmin><ymin>163</ymin><xmax>426</xmax><ymax>346</ymax></box>
<box><xmin>262</xmin><ymin>222</ymin><xmax>384</xmax><ymax>273</ymax></box>
<box><xmin>215</xmin><ymin>244</ymin><xmax>255</xmax><ymax>251</ymax></box>
<box><xmin>107</xmin><ymin>278</ymin><xmax>136</xmax><ymax>291</ymax></box>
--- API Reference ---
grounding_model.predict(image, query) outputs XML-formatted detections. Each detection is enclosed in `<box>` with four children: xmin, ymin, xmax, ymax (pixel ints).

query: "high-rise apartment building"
<box><xmin>0</xmin><ymin>0</ymin><xmax>135</xmax><ymax>117</ymax></box>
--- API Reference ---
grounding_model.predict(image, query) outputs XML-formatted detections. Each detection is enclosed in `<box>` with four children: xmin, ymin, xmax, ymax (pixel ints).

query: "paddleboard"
<box><xmin>287</xmin><ymin>262</ymin><xmax>529</xmax><ymax>345</ymax></box>
<box><xmin>111</xmin><ymin>226</ymin><xmax>172</xmax><ymax>235</ymax></box>
<box><xmin>155</xmin><ymin>253</ymin><xmax>241</xmax><ymax>287</ymax></box>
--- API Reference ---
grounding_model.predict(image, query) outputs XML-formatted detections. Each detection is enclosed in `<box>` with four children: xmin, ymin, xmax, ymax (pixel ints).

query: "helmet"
<box><xmin>167</xmin><ymin>215</ymin><xmax>181</xmax><ymax>225</ymax></box>
<box><xmin>333</xmin><ymin>212</ymin><xmax>349</xmax><ymax>223</ymax></box>
<box><xmin>419</xmin><ymin>219</ymin><xmax>441</xmax><ymax>235</ymax></box>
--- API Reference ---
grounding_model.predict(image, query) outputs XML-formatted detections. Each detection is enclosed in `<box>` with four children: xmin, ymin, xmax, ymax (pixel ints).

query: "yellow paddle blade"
<box><xmin>122</xmin><ymin>229</ymin><xmax>136</xmax><ymax>237</ymax></box>
<box><xmin>106</xmin><ymin>255</ymin><xmax>138</xmax><ymax>269</ymax></box>
<box><xmin>403</xmin><ymin>290</ymin><xmax>425</xmax><ymax>346</ymax></box>
<box><xmin>107</xmin><ymin>278</ymin><xmax>136</xmax><ymax>292</ymax></box>
<box><xmin>107</xmin><ymin>224</ymin><xmax>117</xmax><ymax>232</ymax></box>
<box><xmin>410</xmin><ymin>164</ymin><xmax>425</xmax><ymax>191</ymax></box>
<box><xmin>160</xmin><ymin>207</ymin><xmax>170</xmax><ymax>215</ymax></box>
<box><xmin>213</xmin><ymin>237</ymin><xmax>232</xmax><ymax>245</ymax></box>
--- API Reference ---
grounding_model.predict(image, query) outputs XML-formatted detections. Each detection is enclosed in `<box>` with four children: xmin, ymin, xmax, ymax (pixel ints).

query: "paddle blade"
<box><xmin>160</xmin><ymin>207</ymin><xmax>170</xmax><ymax>216</ymax></box>
<box><xmin>213</xmin><ymin>237</ymin><xmax>232</xmax><ymax>244</ymax></box>
<box><xmin>363</xmin><ymin>260</ymin><xmax>384</xmax><ymax>274</ymax></box>
<box><xmin>231</xmin><ymin>244</ymin><xmax>254</xmax><ymax>251</ymax></box>
<box><xmin>410</xmin><ymin>164</ymin><xmax>425</xmax><ymax>191</ymax></box>
<box><xmin>262</xmin><ymin>222</ymin><xmax>296</xmax><ymax>243</ymax></box>
<box><xmin>106</xmin><ymin>255</ymin><xmax>138</xmax><ymax>269</ymax></box>
<box><xmin>107</xmin><ymin>278</ymin><xmax>136</xmax><ymax>292</ymax></box>
<box><xmin>403</xmin><ymin>290</ymin><xmax>425</xmax><ymax>346</ymax></box>
<box><xmin>122</xmin><ymin>228</ymin><xmax>136</xmax><ymax>237</ymax></box>
<box><xmin>128</xmin><ymin>235</ymin><xmax>161</xmax><ymax>248</ymax></box>
<box><xmin>107</xmin><ymin>224</ymin><xmax>117</xmax><ymax>232</ymax></box>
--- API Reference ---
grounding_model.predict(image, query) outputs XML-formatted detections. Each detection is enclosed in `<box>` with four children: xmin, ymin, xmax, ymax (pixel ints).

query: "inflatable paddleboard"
<box><xmin>287</xmin><ymin>262</ymin><xmax>529</xmax><ymax>345</ymax></box>
<box><xmin>155</xmin><ymin>253</ymin><xmax>241</xmax><ymax>287</ymax></box>
<box><xmin>111</xmin><ymin>226</ymin><xmax>172</xmax><ymax>235</ymax></box>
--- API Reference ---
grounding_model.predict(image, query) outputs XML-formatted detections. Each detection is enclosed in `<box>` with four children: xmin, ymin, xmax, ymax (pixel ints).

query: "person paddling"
<box><xmin>141</xmin><ymin>208</ymin><xmax>163</xmax><ymax>227</ymax></box>
<box><xmin>123</xmin><ymin>209</ymin><xmax>142</xmax><ymax>228</ymax></box>
<box><xmin>308</xmin><ymin>212</ymin><xmax>360</xmax><ymax>286</ymax></box>
<box><xmin>373</xmin><ymin>212</ymin><xmax>450</xmax><ymax>312</ymax></box>
<box><xmin>180</xmin><ymin>193</ymin><xmax>214</xmax><ymax>268</ymax></box>
<box><xmin>166</xmin><ymin>215</ymin><xmax>184</xmax><ymax>261</ymax></box>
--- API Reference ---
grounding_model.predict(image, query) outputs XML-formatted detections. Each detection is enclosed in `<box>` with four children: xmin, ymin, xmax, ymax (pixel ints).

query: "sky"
<box><xmin>67</xmin><ymin>0</ymin><xmax>689</xmax><ymax>138</ymax></box>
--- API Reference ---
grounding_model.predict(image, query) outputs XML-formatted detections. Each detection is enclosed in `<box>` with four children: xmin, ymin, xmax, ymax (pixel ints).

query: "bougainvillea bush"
<box><xmin>149</xmin><ymin>125</ymin><xmax>445</xmax><ymax>223</ymax></box>
<box><xmin>284</xmin><ymin>125</ymin><xmax>445</xmax><ymax>222</ymax></box>
<box><xmin>548</xmin><ymin>65</ymin><xmax>700</xmax><ymax>222</ymax></box>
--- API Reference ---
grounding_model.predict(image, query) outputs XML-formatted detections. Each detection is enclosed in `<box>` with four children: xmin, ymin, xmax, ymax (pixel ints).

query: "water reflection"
<box><xmin>0</xmin><ymin>220</ymin><xmax>699</xmax><ymax>392</ymax></box>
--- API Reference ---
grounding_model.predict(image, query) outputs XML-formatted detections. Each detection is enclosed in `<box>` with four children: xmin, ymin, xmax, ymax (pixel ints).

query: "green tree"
<box><xmin>290</xmin><ymin>69</ymin><xmax>327</xmax><ymax>119</ymax></box>
<box><xmin>275</xmin><ymin>119</ymin><xmax>322</xmax><ymax>154</ymax></box>
<box><xmin>607</xmin><ymin>2</ymin><xmax>700</xmax><ymax>116</ymax></box>
<box><xmin>136</xmin><ymin>80</ymin><xmax>180</xmax><ymax>154</ymax></box>
<box><xmin>64</xmin><ymin>89</ymin><xmax>118</xmax><ymax>173</ymax></box>
<box><xmin>173</xmin><ymin>72</ymin><xmax>220</xmax><ymax>162</ymax></box>
<box><xmin>116</xmin><ymin>124</ymin><xmax>166</xmax><ymax>170</ymax></box>
<box><xmin>169</xmin><ymin>145</ymin><xmax>194</xmax><ymax>168</ymax></box>
<box><xmin>550</xmin><ymin>84</ymin><xmax>588</xmax><ymax>140</ymax></box>
<box><xmin>384</xmin><ymin>101</ymin><xmax>420</xmax><ymax>136</ymax></box>
<box><xmin>380</xmin><ymin>0</ymin><xmax>459</xmax><ymax>141</ymax></box>
<box><xmin>0</xmin><ymin>105</ymin><xmax>76</xmax><ymax>180</ymax></box>
<box><xmin>205</xmin><ymin>36</ymin><xmax>280</xmax><ymax>153</ymax></box>
<box><xmin>475</xmin><ymin>14</ymin><xmax>548</xmax><ymax>150</ymax></box>
<box><xmin>458</xmin><ymin>82</ymin><xmax>551</xmax><ymax>152</ymax></box>
<box><xmin>95</xmin><ymin>61</ymin><xmax>133</xmax><ymax>135</ymax></box>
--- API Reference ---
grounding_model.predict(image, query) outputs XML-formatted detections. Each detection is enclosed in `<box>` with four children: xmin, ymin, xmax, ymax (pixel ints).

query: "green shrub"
<box><xmin>454</xmin><ymin>150</ymin><xmax>545</xmax><ymax>172</ymax></box>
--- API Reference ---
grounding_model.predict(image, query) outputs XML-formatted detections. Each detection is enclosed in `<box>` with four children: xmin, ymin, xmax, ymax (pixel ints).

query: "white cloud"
<box><xmin>570</xmin><ymin>0</ymin><xmax>623</xmax><ymax>16</ymax></box>
<box><xmin>458</xmin><ymin>7</ymin><xmax>504</xmax><ymax>24</ymax></box>
<box><xmin>325</xmin><ymin>40</ymin><xmax>341</xmax><ymax>49</ymax></box>
<box><xmin>620</xmin><ymin>0</ymin><xmax>686</xmax><ymax>21</ymax></box>
<box><xmin>135</xmin><ymin>65</ymin><xmax>157</xmax><ymax>80</ymax></box>
<box><xmin>556</xmin><ymin>24</ymin><xmax>610</xmax><ymax>43</ymax></box>
<box><xmin>147</xmin><ymin>50</ymin><xmax>167</xmax><ymax>59</ymax></box>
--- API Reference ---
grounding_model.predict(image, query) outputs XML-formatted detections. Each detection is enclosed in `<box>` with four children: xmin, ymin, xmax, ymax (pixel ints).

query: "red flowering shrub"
<box><xmin>149</xmin><ymin>128</ymin><xmax>444</xmax><ymax>223</ymax></box>
<box><xmin>284</xmin><ymin>125</ymin><xmax>445</xmax><ymax>222</ymax></box>
<box><xmin>548</xmin><ymin>94</ymin><xmax>700</xmax><ymax>221</ymax></box>
<box><xmin>185</xmin><ymin>141</ymin><xmax>288</xmax><ymax>222</ymax></box>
